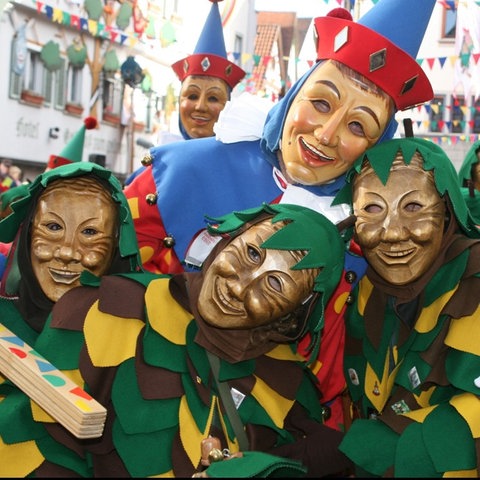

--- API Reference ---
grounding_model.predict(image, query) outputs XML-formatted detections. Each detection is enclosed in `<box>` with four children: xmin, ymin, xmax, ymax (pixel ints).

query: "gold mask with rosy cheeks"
<box><xmin>30</xmin><ymin>177</ymin><xmax>118</xmax><ymax>302</ymax></box>
<box><xmin>280</xmin><ymin>60</ymin><xmax>393</xmax><ymax>186</ymax></box>
<box><xmin>197</xmin><ymin>219</ymin><xmax>320</xmax><ymax>329</ymax></box>
<box><xmin>179</xmin><ymin>75</ymin><xmax>229</xmax><ymax>139</ymax></box>
<box><xmin>353</xmin><ymin>153</ymin><xmax>446</xmax><ymax>285</ymax></box>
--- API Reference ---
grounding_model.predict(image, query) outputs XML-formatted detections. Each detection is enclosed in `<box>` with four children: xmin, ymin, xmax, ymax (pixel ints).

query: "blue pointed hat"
<box><xmin>314</xmin><ymin>0</ymin><xmax>436</xmax><ymax>110</ymax></box>
<box><xmin>171</xmin><ymin>0</ymin><xmax>245</xmax><ymax>89</ymax></box>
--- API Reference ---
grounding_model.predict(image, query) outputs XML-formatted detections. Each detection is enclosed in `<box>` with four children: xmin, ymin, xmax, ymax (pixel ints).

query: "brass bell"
<box><xmin>208</xmin><ymin>448</ymin><xmax>224</xmax><ymax>464</ymax></box>
<box><xmin>201</xmin><ymin>436</ymin><xmax>222</xmax><ymax>466</ymax></box>
<box><xmin>145</xmin><ymin>193</ymin><xmax>157</xmax><ymax>205</ymax></box>
<box><xmin>320</xmin><ymin>404</ymin><xmax>331</xmax><ymax>421</ymax></box>
<box><xmin>141</xmin><ymin>154</ymin><xmax>153</xmax><ymax>166</ymax></box>
<box><xmin>163</xmin><ymin>235</ymin><xmax>175</xmax><ymax>248</ymax></box>
<box><xmin>345</xmin><ymin>271</ymin><xmax>357</xmax><ymax>284</ymax></box>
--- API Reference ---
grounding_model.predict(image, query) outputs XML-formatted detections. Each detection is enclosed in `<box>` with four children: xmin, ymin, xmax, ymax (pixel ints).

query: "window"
<box><xmin>442</xmin><ymin>3</ymin><xmax>457</xmax><ymax>39</ymax></box>
<box><xmin>102</xmin><ymin>71</ymin><xmax>123</xmax><ymax>117</ymax></box>
<box><xmin>9</xmin><ymin>39</ymin><xmax>22</xmax><ymax>99</ymax></box>
<box><xmin>67</xmin><ymin>65</ymin><xmax>83</xmax><ymax>105</ymax></box>
<box><xmin>24</xmin><ymin>49</ymin><xmax>46</xmax><ymax>96</ymax></box>
<box><xmin>451</xmin><ymin>95</ymin><xmax>465</xmax><ymax>133</ymax></box>
<box><xmin>429</xmin><ymin>95</ymin><xmax>445</xmax><ymax>133</ymax></box>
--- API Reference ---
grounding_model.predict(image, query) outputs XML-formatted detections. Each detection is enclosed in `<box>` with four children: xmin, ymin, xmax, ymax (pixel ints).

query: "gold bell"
<box><xmin>141</xmin><ymin>154</ymin><xmax>153</xmax><ymax>166</ymax></box>
<box><xmin>201</xmin><ymin>436</ymin><xmax>222</xmax><ymax>466</ymax></box>
<box><xmin>145</xmin><ymin>193</ymin><xmax>157</xmax><ymax>205</ymax></box>
<box><xmin>163</xmin><ymin>235</ymin><xmax>175</xmax><ymax>248</ymax></box>
<box><xmin>208</xmin><ymin>448</ymin><xmax>224</xmax><ymax>464</ymax></box>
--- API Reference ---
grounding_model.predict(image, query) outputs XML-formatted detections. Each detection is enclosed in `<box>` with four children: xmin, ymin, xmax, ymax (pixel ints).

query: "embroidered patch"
<box><xmin>391</xmin><ymin>399</ymin><xmax>410</xmax><ymax>415</ymax></box>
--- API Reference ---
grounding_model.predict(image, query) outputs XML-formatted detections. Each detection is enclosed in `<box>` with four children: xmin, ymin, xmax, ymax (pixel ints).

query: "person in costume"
<box><xmin>0</xmin><ymin>158</ymin><xmax>18</xmax><ymax>192</ymax></box>
<box><xmin>124</xmin><ymin>0</ymin><xmax>246</xmax><ymax>184</ymax></box>
<box><xmin>0</xmin><ymin>183</ymin><xmax>29</xmax><ymax>277</ymax></box>
<box><xmin>124</xmin><ymin>0</ymin><xmax>436</xmax><ymax>432</ymax></box>
<box><xmin>458</xmin><ymin>139</ymin><xmax>480</xmax><ymax>225</ymax></box>
<box><xmin>333</xmin><ymin>137</ymin><xmax>480</xmax><ymax>477</ymax></box>
<box><xmin>0</xmin><ymin>203</ymin><xmax>354</xmax><ymax>478</ymax></box>
<box><xmin>171</xmin><ymin>0</ymin><xmax>246</xmax><ymax>141</ymax></box>
<box><xmin>0</xmin><ymin>162</ymin><xmax>141</xmax><ymax>346</ymax></box>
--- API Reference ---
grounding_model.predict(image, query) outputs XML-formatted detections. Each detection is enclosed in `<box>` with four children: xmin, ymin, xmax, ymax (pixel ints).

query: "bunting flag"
<box><xmin>34</xmin><ymin>0</ymin><xmax>480</xmax><ymax>84</ymax></box>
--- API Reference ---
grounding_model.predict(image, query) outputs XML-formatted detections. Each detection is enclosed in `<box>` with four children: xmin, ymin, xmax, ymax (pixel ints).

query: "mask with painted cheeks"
<box><xmin>353</xmin><ymin>152</ymin><xmax>446</xmax><ymax>285</ymax></box>
<box><xmin>197</xmin><ymin>218</ymin><xmax>320</xmax><ymax>329</ymax></box>
<box><xmin>179</xmin><ymin>75</ymin><xmax>229</xmax><ymax>139</ymax></box>
<box><xmin>30</xmin><ymin>177</ymin><xmax>118</xmax><ymax>302</ymax></box>
<box><xmin>280</xmin><ymin>60</ymin><xmax>394</xmax><ymax>186</ymax></box>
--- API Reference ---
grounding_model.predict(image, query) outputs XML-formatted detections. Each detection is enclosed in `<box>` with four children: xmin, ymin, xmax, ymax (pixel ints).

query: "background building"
<box><xmin>0</xmin><ymin>0</ymin><xmax>478</xmax><ymax>183</ymax></box>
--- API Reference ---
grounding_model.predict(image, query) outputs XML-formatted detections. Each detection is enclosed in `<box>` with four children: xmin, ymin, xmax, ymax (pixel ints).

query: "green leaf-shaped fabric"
<box><xmin>40</xmin><ymin>41</ymin><xmax>62</xmax><ymax>72</ymax></box>
<box><xmin>84</xmin><ymin>0</ymin><xmax>103</xmax><ymax>21</ymax></box>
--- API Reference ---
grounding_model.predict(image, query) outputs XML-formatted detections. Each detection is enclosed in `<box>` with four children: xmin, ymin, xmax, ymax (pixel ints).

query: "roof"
<box><xmin>252</xmin><ymin>11</ymin><xmax>312</xmax><ymax>97</ymax></box>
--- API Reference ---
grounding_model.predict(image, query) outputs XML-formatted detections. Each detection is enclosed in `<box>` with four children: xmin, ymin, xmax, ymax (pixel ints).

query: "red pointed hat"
<box><xmin>171</xmin><ymin>0</ymin><xmax>245</xmax><ymax>89</ymax></box>
<box><xmin>47</xmin><ymin>117</ymin><xmax>97</xmax><ymax>170</ymax></box>
<box><xmin>314</xmin><ymin>0</ymin><xmax>436</xmax><ymax>111</ymax></box>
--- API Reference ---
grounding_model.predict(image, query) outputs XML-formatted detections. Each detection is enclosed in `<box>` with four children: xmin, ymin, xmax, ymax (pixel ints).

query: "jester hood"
<box><xmin>0</xmin><ymin>162</ymin><xmax>142</xmax><ymax>332</ymax></box>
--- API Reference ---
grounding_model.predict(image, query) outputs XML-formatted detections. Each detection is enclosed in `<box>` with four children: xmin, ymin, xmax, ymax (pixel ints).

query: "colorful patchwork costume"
<box><xmin>336</xmin><ymin>138</ymin><xmax>480</xmax><ymax>477</ymax></box>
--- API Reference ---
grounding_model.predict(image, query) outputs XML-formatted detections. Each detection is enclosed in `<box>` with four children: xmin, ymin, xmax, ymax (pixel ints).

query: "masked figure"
<box><xmin>334</xmin><ymin>137</ymin><xmax>480</xmax><ymax>477</ymax></box>
<box><xmin>0</xmin><ymin>162</ymin><xmax>141</xmax><ymax>345</ymax></box>
<box><xmin>0</xmin><ymin>203</ymin><xmax>355</xmax><ymax>478</ymax></box>
<box><xmin>124</xmin><ymin>0</ymin><xmax>436</xmax><ymax>431</ymax></box>
<box><xmin>458</xmin><ymin>140</ymin><xmax>480</xmax><ymax>225</ymax></box>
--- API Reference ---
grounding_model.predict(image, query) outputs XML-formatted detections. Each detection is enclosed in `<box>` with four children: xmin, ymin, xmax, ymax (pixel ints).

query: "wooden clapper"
<box><xmin>0</xmin><ymin>323</ymin><xmax>106</xmax><ymax>439</ymax></box>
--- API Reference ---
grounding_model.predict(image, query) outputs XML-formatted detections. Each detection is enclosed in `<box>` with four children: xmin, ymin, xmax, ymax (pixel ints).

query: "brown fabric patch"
<box><xmin>92</xmin><ymin>446</ymin><xmax>130</xmax><ymax>477</ymax></box>
<box><xmin>171</xmin><ymin>430</ymin><xmax>196</xmax><ymax>477</ymax></box>
<box><xmin>51</xmin><ymin>286</ymin><xmax>99</xmax><ymax>330</ymax></box>
<box><xmin>255</xmin><ymin>355</ymin><xmax>303</xmax><ymax>400</ymax></box>
<box><xmin>35</xmin><ymin>460</ymin><xmax>83</xmax><ymax>477</ymax></box>
<box><xmin>79</xmin><ymin>342</ymin><xmax>118</xmax><ymax>408</ymax></box>
<box><xmin>98</xmin><ymin>275</ymin><xmax>146</xmax><ymax>319</ymax></box>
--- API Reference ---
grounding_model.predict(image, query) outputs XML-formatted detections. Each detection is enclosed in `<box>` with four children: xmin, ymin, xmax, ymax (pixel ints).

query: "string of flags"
<box><xmin>35</xmin><ymin>0</ymin><xmax>480</xmax><ymax>74</ymax></box>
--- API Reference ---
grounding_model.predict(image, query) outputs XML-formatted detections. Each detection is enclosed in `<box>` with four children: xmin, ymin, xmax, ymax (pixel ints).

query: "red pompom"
<box><xmin>327</xmin><ymin>8</ymin><xmax>353</xmax><ymax>21</ymax></box>
<box><xmin>84</xmin><ymin>117</ymin><xmax>98</xmax><ymax>130</ymax></box>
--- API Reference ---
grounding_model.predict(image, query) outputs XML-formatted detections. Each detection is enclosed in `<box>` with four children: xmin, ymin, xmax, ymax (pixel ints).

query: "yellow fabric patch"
<box><xmin>414</xmin><ymin>385</ymin><xmax>435</xmax><ymax>408</ymax></box>
<box><xmin>127</xmin><ymin>197</ymin><xmax>139</xmax><ymax>219</ymax></box>
<box><xmin>146</xmin><ymin>278</ymin><xmax>191</xmax><ymax>345</ymax></box>
<box><xmin>179</xmin><ymin>394</ymin><xmax>214</xmax><ymax>467</ymax></box>
<box><xmin>445</xmin><ymin>305</ymin><xmax>480</xmax><ymax>355</ymax></box>
<box><xmin>251</xmin><ymin>376</ymin><xmax>293</xmax><ymax>428</ymax></box>
<box><xmin>449</xmin><ymin>393</ymin><xmax>480</xmax><ymax>438</ymax></box>
<box><xmin>0</xmin><ymin>435</ymin><xmax>44</xmax><ymax>476</ymax></box>
<box><xmin>443</xmin><ymin>468</ymin><xmax>478</xmax><ymax>477</ymax></box>
<box><xmin>140</xmin><ymin>246</ymin><xmax>154</xmax><ymax>264</ymax></box>
<box><xmin>84</xmin><ymin>300</ymin><xmax>144</xmax><ymax>367</ymax></box>
<box><xmin>265</xmin><ymin>344</ymin><xmax>302</xmax><ymax>361</ymax></box>
<box><xmin>31</xmin><ymin>399</ymin><xmax>55</xmax><ymax>423</ymax></box>
<box><xmin>357</xmin><ymin>278</ymin><xmax>374</xmax><ymax>316</ymax></box>
<box><xmin>365</xmin><ymin>354</ymin><xmax>400</xmax><ymax>413</ymax></box>
<box><xmin>401</xmin><ymin>404</ymin><xmax>436</xmax><ymax>422</ymax></box>
<box><xmin>334</xmin><ymin>291</ymin><xmax>350</xmax><ymax>315</ymax></box>
<box><xmin>414</xmin><ymin>286</ymin><xmax>457</xmax><ymax>334</ymax></box>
